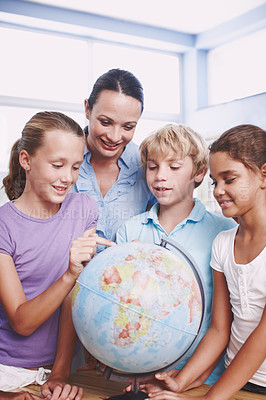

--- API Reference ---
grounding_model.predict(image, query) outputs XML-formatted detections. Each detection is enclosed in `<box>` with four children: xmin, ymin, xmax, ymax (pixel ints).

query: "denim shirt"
<box><xmin>72</xmin><ymin>140</ymin><xmax>155</xmax><ymax>251</ymax></box>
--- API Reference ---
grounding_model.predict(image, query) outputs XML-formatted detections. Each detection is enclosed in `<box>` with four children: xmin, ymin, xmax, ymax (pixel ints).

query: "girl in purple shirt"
<box><xmin>0</xmin><ymin>112</ymin><xmax>113</xmax><ymax>398</ymax></box>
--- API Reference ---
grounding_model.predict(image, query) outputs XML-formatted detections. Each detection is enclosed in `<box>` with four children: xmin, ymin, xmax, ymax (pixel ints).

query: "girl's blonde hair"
<box><xmin>3</xmin><ymin>111</ymin><xmax>84</xmax><ymax>200</ymax></box>
<box><xmin>140</xmin><ymin>124</ymin><xmax>208</xmax><ymax>187</ymax></box>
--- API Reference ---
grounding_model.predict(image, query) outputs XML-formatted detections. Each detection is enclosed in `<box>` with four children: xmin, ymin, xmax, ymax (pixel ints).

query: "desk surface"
<box><xmin>21</xmin><ymin>370</ymin><xmax>266</xmax><ymax>400</ymax></box>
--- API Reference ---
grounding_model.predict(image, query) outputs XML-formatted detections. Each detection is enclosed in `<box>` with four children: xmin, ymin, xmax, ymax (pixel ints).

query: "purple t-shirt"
<box><xmin>0</xmin><ymin>193</ymin><xmax>98</xmax><ymax>367</ymax></box>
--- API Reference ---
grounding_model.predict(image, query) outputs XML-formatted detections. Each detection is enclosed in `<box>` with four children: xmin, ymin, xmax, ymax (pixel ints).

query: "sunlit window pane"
<box><xmin>92</xmin><ymin>43</ymin><xmax>180</xmax><ymax>114</ymax></box>
<box><xmin>0</xmin><ymin>27</ymin><xmax>89</xmax><ymax>103</ymax></box>
<box><xmin>208</xmin><ymin>28</ymin><xmax>266</xmax><ymax>105</ymax></box>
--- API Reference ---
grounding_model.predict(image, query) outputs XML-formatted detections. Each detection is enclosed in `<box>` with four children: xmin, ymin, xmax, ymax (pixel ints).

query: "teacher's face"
<box><xmin>85</xmin><ymin>90</ymin><xmax>142</xmax><ymax>160</ymax></box>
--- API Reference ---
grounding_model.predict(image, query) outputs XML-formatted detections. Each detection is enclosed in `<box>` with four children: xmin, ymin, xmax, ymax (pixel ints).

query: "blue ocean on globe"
<box><xmin>72</xmin><ymin>241</ymin><xmax>205</xmax><ymax>374</ymax></box>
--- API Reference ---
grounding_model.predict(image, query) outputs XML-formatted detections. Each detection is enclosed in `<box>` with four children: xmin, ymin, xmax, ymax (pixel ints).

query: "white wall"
<box><xmin>186</xmin><ymin>92</ymin><xmax>266</xmax><ymax>139</ymax></box>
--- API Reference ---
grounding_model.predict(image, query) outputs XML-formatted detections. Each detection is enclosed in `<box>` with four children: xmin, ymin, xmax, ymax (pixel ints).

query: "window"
<box><xmin>0</xmin><ymin>26</ymin><xmax>181</xmax><ymax>178</ymax></box>
<box><xmin>0</xmin><ymin>27</ymin><xmax>89</xmax><ymax>103</ymax></box>
<box><xmin>208</xmin><ymin>28</ymin><xmax>266</xmax><ymax>105</ymax></box>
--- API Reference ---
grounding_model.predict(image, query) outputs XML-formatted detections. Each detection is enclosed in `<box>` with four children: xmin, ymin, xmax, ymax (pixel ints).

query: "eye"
<box><xmin>100</xmin><ymin>119</ymin><xmax>111</xmax><ymax>126</ymax></box>
<box><xmin>211</xmin><ymin>180</ymin><xmax>217</xmax><ymax>186</ymax></box>
<box><xmin>170</xmin><ymin>165</ymin><xmax>180</xmax><ymax>170</ymax></box>
<box><xmin>147</xmin><ymin>164</ymin><xmax>157</xmax><ymax>171</ymax></box>
<box><xmin>52</xmin><ymin>164</ymin><xmax>62</xmax><ymax>169</ymax></box>
<box><xmin>225</xmin><ymin>178</ymin><xmax>235</xmax><ymax>184</ymax></box>
<box><xmin>72</xmin><ymin>165</ymin><xmax>81</xmax><ymax>171</ymax></box>
<box><xmin>123</xmin><ymin>124</ymin><xmax>135</xmax><ymax>131</ymax></box>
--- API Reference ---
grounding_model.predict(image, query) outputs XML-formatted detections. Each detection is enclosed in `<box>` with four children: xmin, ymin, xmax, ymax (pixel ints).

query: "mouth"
<box><xmin>100</xmin><ymin>138</ymin><xmax>120</xmax><ymax>149</ymax></box>
<box><xmin>218</xmin><ymin>199</ymin><xmax>233</xmax><ymax>208</ymax></box>
<box><xmin>52</xmin><ymin>185</ymin><xmax>69</xmax><ymax>194</ymax></box>
<box><xmin>154</xmin><ymin>186</ymin><xmax>171</xmax><ymax>192</ymax></box>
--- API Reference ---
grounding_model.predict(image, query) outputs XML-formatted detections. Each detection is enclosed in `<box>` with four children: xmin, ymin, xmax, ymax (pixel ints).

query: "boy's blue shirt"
<box><xmin>116</xmin><ymin>199</ymin><xmax>236</xmax><ymax>384</ymax></box>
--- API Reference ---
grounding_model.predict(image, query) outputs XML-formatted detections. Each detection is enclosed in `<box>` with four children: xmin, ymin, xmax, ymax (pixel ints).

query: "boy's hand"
<box><xmin>68</xmin><ymin>233</ymin><xmax>115</xmax><ymax>278</ymax></box>
<box><xmin>144</xmin><ymin>372</ymin><xmax>181</xmax><ymax>395</ymax></box>
<box><xmin>124</xmin><ymin>370</ymin><xmax>179</xmax><ymax>394</ymax></box>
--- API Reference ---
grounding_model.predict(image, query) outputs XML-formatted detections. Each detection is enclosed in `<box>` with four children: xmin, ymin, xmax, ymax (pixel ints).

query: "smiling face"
<box><xmin>146</xmin><ymin>151</ymin><xmax>203</xmax><ymax>208</ymax></box>
<box><xmin>20</xmin><ymin>129</ymin><xmax>84</xmax><ymax>208</ymax></box>
<box><xmin>209</xmin><ymin>151</ymin><xmax>264</xmax><ymax>218</ymax></box>
<box><xmin>85</xmin><ymin>90</ymin><xmax>142</xmax><ymax>161</ymax></box>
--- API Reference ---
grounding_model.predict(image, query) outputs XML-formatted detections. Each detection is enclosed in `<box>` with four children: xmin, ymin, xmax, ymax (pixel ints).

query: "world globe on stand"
<box><xmin>72</xmin><ymin>239</ymin><xmax>206</xmax><ymax>378</ymax></box>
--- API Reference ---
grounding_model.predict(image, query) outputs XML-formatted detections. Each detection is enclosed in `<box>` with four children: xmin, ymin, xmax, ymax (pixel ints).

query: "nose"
<box><xmin>61</xmin><ymin>167</ymin><xmax>73</xmax><ymax>184</ymax></box>
<box><xmin>106</xmin><ymin>125</ymin><xmax>122</xmax><ymax>143</ymax></box>
<box><xmin>156</xmin><ymin>166</ymin><xmax>168</xmax><ymax>181</ymax></box>
<box><xmin>213</xmin><ymin>181</ymin><xmax>225</xmax><ymax>198</ymax></box>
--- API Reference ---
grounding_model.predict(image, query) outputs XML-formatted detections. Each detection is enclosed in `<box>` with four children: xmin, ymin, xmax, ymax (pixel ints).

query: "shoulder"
<box><xmin>64</xmin><ymin>192</ymin><xmax>97</xmax><ymax>207</ymax></box>
<box><xmin>211</xmin><ymin>226</ymin><xmax>237</xmax><ymax>272</ymax></box>
<box><xmin>0</xmin><ymin>202</ymin><xmax>13</xmax><ymax>222</ymax></box>
<box><xmin>192</xmin><ymin>199</ymin><xmax>236</xmax><ymax>232</ymax></box>
<box><xmin>202</xmin><ymin>207</ymin><xmax>237</xmax><ymax>231</ymax></box>
<box><xmin>213</xmin><ymin>226</ymin><xmax>237</xmax><ymax>245</ymax></box>
<box><xmin>122</xmin><ymin>211</ymin><xmax>149</xmax><ymax>229</ymax></box>
<box><xmin>122</xmin><ymin>141</ymin><xmax>141</xmax><ymax>165</ymax></box>
<box><xmin>62</xmin><ymin>193</ymin><xmax>99</xmax><ymax>215</ymax></box>
<box><xmin>116</xmin><ymin>211</ymin><xmax>149</xmax><ymax>243</ymax></box>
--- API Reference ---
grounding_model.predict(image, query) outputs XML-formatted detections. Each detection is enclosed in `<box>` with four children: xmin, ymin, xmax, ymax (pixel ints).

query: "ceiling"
<box><xmin>24</xmin><ymin>0</ymin><xmax>266</xmax><ymax>34</ymax></box>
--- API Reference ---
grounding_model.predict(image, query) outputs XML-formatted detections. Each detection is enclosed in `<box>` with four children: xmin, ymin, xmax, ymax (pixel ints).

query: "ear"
<box><xmin>194</xmin><ymin>167</ymin><xmax>207</xmax><ymax>185</ymax></box>
<box><xmin>260</xmin><ymin>163</ymin><xmax>266</xmax><ymax>188</ymax></box>
<box><xmin>19</xmin><ymin>150</ymin><xmax>31</xmax><ymax>171</ymax></box>
<box><xmin>84</xmin><ymin>99</ymin><xmax>90</xmax><ymax>121</ymax></box>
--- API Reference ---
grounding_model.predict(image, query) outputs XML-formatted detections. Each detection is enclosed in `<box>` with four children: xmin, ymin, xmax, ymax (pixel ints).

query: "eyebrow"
<box><xmin>98</xmin><ymin>114</ymin><xmax>137</xmax><ymax>124</ymax></box>
<box><xmin>209</xmin><ymin>170</ymin><xmax>237</xmax><ymax>178</ymax></box>
<box><xmin>147</xmin><ymin>155</ymin><xmax>183</xmax><ymax>162</ymax></box>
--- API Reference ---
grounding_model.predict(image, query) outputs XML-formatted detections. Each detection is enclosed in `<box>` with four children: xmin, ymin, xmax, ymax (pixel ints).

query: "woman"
<box><xmin>72</xmin><ymin>69</ymin><xmax>155</xmax><ymax>252</ymax></box>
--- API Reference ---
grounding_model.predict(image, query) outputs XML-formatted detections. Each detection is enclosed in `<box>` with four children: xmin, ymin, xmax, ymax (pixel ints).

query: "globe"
<box><xmin>72</xmin><ymin>240</ymin><xmax>206</xmax><ymax>376</ymax></box>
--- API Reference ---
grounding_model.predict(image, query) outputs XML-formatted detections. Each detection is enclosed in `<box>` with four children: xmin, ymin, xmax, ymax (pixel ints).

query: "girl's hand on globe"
<box><xmin>68</xmin><ymin>233</ymin><xmax>115</xmax><ymax>279</ymax></box>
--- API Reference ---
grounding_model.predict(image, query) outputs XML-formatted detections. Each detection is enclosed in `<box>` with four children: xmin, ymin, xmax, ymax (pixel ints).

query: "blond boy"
<box><xmin>116</xmin><ymin>124</ymin><xmax>236</xmax><ymax>385</ymax></box>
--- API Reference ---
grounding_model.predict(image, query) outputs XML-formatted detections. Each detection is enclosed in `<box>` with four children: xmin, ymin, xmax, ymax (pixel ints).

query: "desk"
<box><xmin>21</xmin><ymin>370</ymin><xmax>266</xmax><ymax>400</ymax></box>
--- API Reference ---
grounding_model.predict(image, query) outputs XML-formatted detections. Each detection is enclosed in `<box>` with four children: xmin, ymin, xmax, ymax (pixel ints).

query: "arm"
<box><xmin>41</xmin><ymin>232</ymin><xmax>115</xmax><ymax>399</ymax></box>
<box><xmin>171</xmin><ymin>270</ymin><xmax>232</xmax><ymax>392</ymax></box>
<box><xmin>147</xmin><ymin>270</ymin><xmax>232</xmax><ymax>398</ymax></box>
<box><xmin>41</xmin><ymin>291</ymin><xmax>83</xmax><ymax>400</ymax></box>
<box><xmin>151</xmin><ymin>305</ymin><xmax>266</xmax><ymax>400</ymax></box>
<box><xmin>0</xmin><ymin>227</ymin><xmax>114</xmax><ymax>336</ymax></box>
<box><xmin>203</xmin><ymin>305</ymin><xmax>266</xmax><ymax>400</ymax></box>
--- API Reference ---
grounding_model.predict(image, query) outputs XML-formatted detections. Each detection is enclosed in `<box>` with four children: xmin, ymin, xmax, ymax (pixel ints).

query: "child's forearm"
<box><xmin>11</xmin><ymin>270</ymin><xmax>76</xmax><ymax>336</ymax></box>
<box><xmin>204</xmin><ymin>309</ymin><xmax>266</xmax><ymax>400</ymax></box>
<box><xmin>49</xmin><ymin>291</ymin><xmax>78</xmax><ymax>378</ymax></box>
<box><xmin>174</xmin><ymin>327</ymin><xmax>229</xmax><ymax>392</ymax></box>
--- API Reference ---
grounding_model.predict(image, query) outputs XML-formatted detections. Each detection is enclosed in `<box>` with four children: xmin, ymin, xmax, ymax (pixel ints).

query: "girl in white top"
<box><xmin>140</xmin><ymin>124</ymin><xmax>266</xmax><ymax>399</ymax></box>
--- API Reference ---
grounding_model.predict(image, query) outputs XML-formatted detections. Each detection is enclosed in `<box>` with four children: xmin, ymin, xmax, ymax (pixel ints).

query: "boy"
<box><xmin>116</xmin><ymin>124</ymin><xmax>236</xmax><ymax>387</ymax></box>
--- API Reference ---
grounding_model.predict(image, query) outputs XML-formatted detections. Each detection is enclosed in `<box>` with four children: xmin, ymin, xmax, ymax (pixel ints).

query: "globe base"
<box><xmin>107</xmin><ymin>391</ymin><xmax>147</xmax><ymax>400</ymax></box>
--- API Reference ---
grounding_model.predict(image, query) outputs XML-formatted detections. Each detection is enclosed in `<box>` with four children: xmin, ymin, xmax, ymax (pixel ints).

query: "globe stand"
<box><xmin>103</xmin><ymin>368</ymin><xmax>147</xmax><ymax>400</ymax></box>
